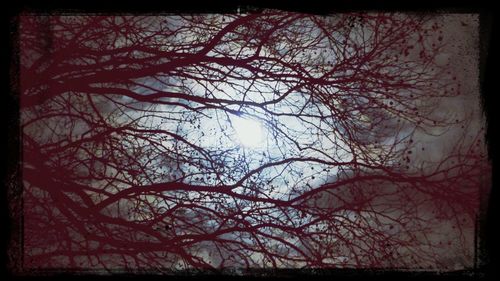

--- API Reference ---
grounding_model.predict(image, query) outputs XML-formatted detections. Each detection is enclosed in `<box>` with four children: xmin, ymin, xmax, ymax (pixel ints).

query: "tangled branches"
<box><xmin>18</xmin><ymin>12</ymin><xmax>489</xmax><ymax>271</ymax></box>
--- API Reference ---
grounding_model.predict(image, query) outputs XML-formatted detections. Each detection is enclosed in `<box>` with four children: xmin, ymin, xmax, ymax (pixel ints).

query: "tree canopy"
<box><xmin>17</xmin><ymin>12</ymin><xmax>489</xmax><ymax>272</ymax></box>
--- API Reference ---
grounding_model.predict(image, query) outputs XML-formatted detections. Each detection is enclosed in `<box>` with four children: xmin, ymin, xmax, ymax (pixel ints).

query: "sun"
<box><xmin>231</xmin><ymin>116</ymin><xmax>264</xmax><ymax>148</ymax></box>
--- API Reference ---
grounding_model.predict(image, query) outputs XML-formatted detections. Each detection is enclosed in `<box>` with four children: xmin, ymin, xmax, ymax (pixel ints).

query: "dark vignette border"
<box><xmin>2</xmin><ymin>1</ymin><xmax>498</xmax><ymax>281</ymax></box>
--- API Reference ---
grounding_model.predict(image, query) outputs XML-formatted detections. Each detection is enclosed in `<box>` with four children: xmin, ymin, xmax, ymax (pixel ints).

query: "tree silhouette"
<box><xmin>18</xmin><ymin>12</ymin><xmax>489</xmax><ymax>271</ymax></box>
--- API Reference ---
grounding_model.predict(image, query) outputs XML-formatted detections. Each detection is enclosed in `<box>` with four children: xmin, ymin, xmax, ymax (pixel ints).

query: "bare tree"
<box><xmin>18</xmin><ymin>12</ymin><xmax>489</xmax><ymax>272</ymax></box>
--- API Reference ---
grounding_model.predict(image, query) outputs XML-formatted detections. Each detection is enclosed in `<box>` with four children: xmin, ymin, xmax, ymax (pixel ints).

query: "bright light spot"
<box><xmin>232</xmin><ymin>116</ymin><xmax>264</xmax><ymax>148</ymax></box>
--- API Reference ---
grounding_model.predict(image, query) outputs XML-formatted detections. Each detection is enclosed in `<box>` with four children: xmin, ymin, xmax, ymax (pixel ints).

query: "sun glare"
<box><xmin>232</xmin><ymin>116</ymin><xmax>264</xmax><ymax>148</ymax></box>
